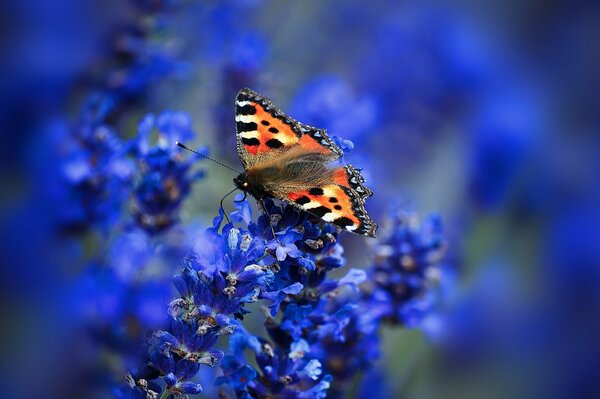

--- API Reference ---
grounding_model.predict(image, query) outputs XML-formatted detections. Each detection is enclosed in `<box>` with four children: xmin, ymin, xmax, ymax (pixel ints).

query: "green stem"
<box><xmin>256</xmin><ymin>250</ymin><xmax>271</xmax><ymax>263</ymax></box>
<box><xmin>348</xmin><ymin>371</ymin><xmax>363</xmax><ymax>399</ymax></box>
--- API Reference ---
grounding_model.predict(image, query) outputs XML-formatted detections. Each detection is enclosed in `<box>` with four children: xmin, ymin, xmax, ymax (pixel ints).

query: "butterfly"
<box><xmin>232</xmin><ymin>88</ymin><xmax>377</xmax><ymax>237</ymax></box>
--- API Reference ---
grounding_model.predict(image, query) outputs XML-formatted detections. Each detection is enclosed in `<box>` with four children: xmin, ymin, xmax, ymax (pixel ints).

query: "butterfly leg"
<box><xmin>258</xmin><ymin>198</ymin><xmax>281</xmax><ymax>244</ymax></box>
<box><xmin>219</xmin><ymin>187</ymin><xmax>239</xmax><ymax>226</ymax></box>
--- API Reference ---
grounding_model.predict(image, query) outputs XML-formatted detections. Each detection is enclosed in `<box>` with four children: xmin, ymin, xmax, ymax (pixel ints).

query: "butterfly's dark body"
<box><xmin>234</xmin><ymin>88</ymin><xmax>378</xmax><ymax>237</ymax></box>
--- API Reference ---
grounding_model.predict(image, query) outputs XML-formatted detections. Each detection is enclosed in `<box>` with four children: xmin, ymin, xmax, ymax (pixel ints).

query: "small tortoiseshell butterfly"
<box><xmin>232</xmin><ymin>88</ymin><xmax>377</xmax><ymax>237</ymax></box>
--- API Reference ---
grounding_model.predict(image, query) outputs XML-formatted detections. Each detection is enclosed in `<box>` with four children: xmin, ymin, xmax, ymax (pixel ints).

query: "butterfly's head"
<box><xmin>234</xmin><ymin>173</ymin><xmax>266</xmax><ymax>199</ymax></box>
<box><xmin>234</xmin><ymin>173</ymin><xmax>254</xmax><ymax>194</ymax></box>
<box><xmin>233</xmin><ymin>173</ymin><xmax>248</xmax><ymax>189</ymax></box>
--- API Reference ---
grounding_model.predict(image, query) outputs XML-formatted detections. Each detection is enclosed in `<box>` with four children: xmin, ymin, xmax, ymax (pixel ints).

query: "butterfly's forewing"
<box><xmin>235</xmin><ymin>88</ymin><xmax>342</xmax><ymax>169</ymax></box>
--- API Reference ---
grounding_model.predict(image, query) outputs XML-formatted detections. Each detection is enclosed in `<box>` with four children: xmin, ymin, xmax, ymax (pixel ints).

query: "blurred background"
<box><xmin>1</xmin><ymin>0</ymin><xmax>599</xmax><ymax>398</ymax></box>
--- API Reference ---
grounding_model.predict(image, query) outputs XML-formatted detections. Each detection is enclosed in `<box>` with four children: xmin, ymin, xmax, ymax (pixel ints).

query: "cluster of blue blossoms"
<box><xmin>114</xmin><ymin>156</ymin><xmax>447</xmax><ymax>398</ymax></box>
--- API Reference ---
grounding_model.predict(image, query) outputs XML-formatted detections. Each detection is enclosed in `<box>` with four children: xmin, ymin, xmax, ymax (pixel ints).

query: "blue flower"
<box><xmin>281</xmin><ymin>304</ymin><xmax>314</xmax><ymax>340</ymax></box>
<box><xmin>114</xmin><ymin>373</ymin><xmax>163</xmax><ymax>399</ymax></box>
<box><xmin>100</xmin><ymin>11</ymin><xmax>189</xmax><ymax>103</ymax></box>
<box><xmin>215</xmin><ymin>356</ymin><xmax>257</xmax><ymax>391</ymax></box>
<box><xmin>230</xmin><ymin>194</ymin><xmax>253</xmax><ymax>225</ymax></box>
<box><xmin>260</xmin><ymin>282</ymin><xmax>304</xmax><ymax>316</ymax></box>
<box><xmin>129</xmin><ymin>112</ymin><xmax>204</xmax><ymax>234</ymax></box>
<box><xmin>220</xmin><ymin>330</ymin><xmax>333</xmax><ymax>399</ymax></box>
<box><xmin>289</xmin><ymin>75</ymin><xmax>379</xmax><ymax>142</ymax></box>
<box><xmin>467</xmin><ymin>89</ymin><xmax>536</xmax><ymax>209</ymax></box>
<box><xmin>122</xmin><ymin>209</ymin><xmax>280</xmax><ymax>397</ymax></box>
<box><xmin>268</xmin><ymin>229</ymin><xmax>304</xmax><ymax>261</ymax></box>
<box><xmin>298</xmin><ymin>375</ymin><xmax>333</xmax><ymax>399</ymax></box>
<box><xmin>39</xmin><ymin>115</ymin><xmax>132</xmax><ymax>233</ymax></box>
<box><xmin>308</xmin><ymin>295</ymin><xmax>382</xmax><ymax>394</ymax></box>
<box><xmin>165</xmin><ymin>373</ymin><xmax>203</xmax><ymax>395</ymax></box>
<box><xmin>368</xmin><ymin>211</ymin><xmax>447</xmax><ymax>326</ymax></box>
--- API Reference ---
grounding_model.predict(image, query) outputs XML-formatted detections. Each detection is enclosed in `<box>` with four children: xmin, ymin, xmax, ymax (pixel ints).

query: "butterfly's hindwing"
<box><xmin>282</xmin><ymin>166</ymin><xmax>377</xmax><ymax>237</ymax></box>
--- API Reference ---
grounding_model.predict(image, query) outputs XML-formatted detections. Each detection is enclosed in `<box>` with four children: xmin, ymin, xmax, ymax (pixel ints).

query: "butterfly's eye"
<box><xmin>243</xmin><ymin>182</ymin><xmax>249</xmax><ymax>187</ymax></box>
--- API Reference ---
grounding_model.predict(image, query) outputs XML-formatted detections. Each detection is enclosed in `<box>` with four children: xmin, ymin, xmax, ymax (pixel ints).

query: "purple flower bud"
<box><xmin>179</xmin><ymin>381</ymin><xmax>203</xmax><ymax>394</ymax></box>
<box><xmin>164</xmin><ymin>373</ymin><xmax>177</xmax><ymax>387</ymax></box>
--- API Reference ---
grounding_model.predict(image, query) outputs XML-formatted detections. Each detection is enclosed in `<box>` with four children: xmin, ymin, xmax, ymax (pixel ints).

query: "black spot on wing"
<box><xmin>236</xmin><ymin>104</ymin><xmax>256</xmax><ymax>115</ymax></box>
<box><xmin>261</xmin><ymin>120</ymin><xmax>270</xmax><ymax>126</ymax></box>
<box><xmin>309</xmin><ymin>188</ymin><xmax>324</xmax><ymax>196</ymax></box>
<box><xmin>329</xmin><ymin>197</ymin><xmax>338</xmax><ymax>203</ymax></box>
<box><xmin>265</xmin><ymin>139</ymin><xmax>283</xmax><ymax>149</ymax></box>
<box><xmin>268</xmin><ymin>127</ymin><xmax>279</xmax><ymax>134</ymax></box>
<box><xmin>334</xmin><ymin>217</ymin><xmax>354</xmax><ymax>228</ymax></box>
<box><xmin>295</xmin><ymin>196</ymin><xmax>311</xmax><ymax>205</ymax></box>
<box><xmin>242</xmin><ymin>137</ymin><xmax>260</xmax><ymax>146</ymax></box>
<box><xmin>309</xmin><ymin>206</ymin><xmax>332</xmax><ymax>218</ymax></box>
<box><xmin>237</xmin><ymin>121</ymin><xmax>258</xmax><ymax>132</ymax></box>
<box><xmin>334</xmin><ymin>205</ymin><xmax>342</xmax><ymax>210</ymax></box>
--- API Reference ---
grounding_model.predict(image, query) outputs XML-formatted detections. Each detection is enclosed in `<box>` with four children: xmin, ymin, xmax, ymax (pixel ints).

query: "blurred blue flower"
<box><xmin>129</xmin><ymin>111</ymin><xmax>205</xmax><ymax>234</ymax></box>
<box><xmin>37</xmin><ymin>115</ymin><xmax>132</xmax><ymax>234</ymax></box>
<box><xmin>216</xmin><ymin>355</ymin><xmax>257</xmax><ymax>393</ymax></box>
<box><xmin>281</xmin><ymin>304</ymin><xmax>314</xmax><ymax>340</ymax></box>
<box><xmin>467</xmin><ymin>89</ymin><xmax>537</xmax><ymax>209</ymax></box>
<box><xmin>367</xmin><ymin>210</ymin><xmax>446</xmax><ymax>325</ymax></box>
<box><xmin>222</xmin><ymin>328</ymin><xmax>333</xmax><ymax>399</ymax></box>
<box><xmin>290</xmin><ymin>75</ymin><xmax>379</xmax><ymax>142</ymax></box>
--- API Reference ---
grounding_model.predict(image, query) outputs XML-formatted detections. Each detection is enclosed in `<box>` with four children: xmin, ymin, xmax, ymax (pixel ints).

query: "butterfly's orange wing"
<box><xmin>284</xmin><ymin>165</ymin><xmax>377</xmax><ymax>237</ymax></box>
<box><xmin>235</xmin><ymin>88</ymin><xmax>342</xmax><ymax>168</ymax></box>
<box><xmin>235</xmin><ymin>88</ymin><xmax>377</xmax><ymax>237</ymax></box>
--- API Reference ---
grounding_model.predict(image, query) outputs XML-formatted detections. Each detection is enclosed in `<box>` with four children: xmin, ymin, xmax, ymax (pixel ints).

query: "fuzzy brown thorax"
<box><xmin>235</xmin><ymin>147</ymin><xmax>336</xmax><ymax>199</ymax></box>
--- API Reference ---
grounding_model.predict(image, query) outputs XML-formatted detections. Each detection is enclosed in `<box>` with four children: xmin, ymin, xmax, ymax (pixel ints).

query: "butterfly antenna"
<box><xmin>176</xmin><ymin>142</ymin><xmax>242</xmax><ymax>174</ymax></box>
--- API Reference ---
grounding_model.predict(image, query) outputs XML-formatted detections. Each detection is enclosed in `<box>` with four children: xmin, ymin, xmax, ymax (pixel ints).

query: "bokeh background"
<box><xmin>1</xmin><ymin>0</ymin><xmax>599</xmax><ymax>398</ymax></box>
